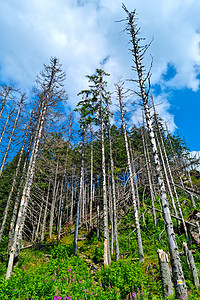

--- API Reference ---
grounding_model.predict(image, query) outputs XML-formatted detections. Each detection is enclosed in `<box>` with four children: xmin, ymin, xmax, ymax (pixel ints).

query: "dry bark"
<box><xmin>157</xmin><ymin>249</ymin><xmax>174</xmax><ymax>298</ymax></box>
<box><xmin>122</xmin><ymin>6</ymin><xmax>188</xmax><ymax>298</ymax></box>
<box><xmin>183</xmin><ymin>242</ymin><xmax>199</xmax><ymax>289</ymax></box>
<box><xmin>117</xmin><ymin>82</ymin><xmax>144</xmax><ymax>263</ymax></box>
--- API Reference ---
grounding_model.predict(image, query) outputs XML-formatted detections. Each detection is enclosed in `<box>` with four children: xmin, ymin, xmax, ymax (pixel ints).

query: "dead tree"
<box><xmin>89</xmin><ymin>126</ymin><xmax>93</xmax><ymax>228</ymax></box>
<box><xmin>41</xmin><ymin>181</ymin><xmax>50</xmax><ymax>242</ymax></box>
<box><xmin>157</xmin><ymin>249</ymin><xmax>174</xmax><ymax>298</ymax></box>
<box><xmin>107</xmin><ymin>104</ymin><xmax>120</xmax><ymax>261</ymax></box>
<box><xmin>183</xmin><ymin>242</ymin><xmax>199</xmax><ymax>290</ymax></box>
<box><xmin>117</xmin><ymin>82</ymin><xmax>144</xmax><ymax>263</ymax></box>
<box><xmin>141</xmin><ymin>121</ymin><xmax>157</xmax><ymax>226</ymax></box>
<box><xmin>122</xmin><ymin>5</ymin><xmax>188</xmax><ymax>298</ymax></box>
<box><xmin>0</xmin><ymin>112</ymin><xmax>32</xmax><ymax>244</ymax></box>
<box><xmin>0</xmin><ymin>86</ymin><xmax>12</xmax><ymax>119</ymax></box>
<box><xmin>0</xmin><ymin>94</ymin><xmax>24</xmax><ymax>177</ymax></box>
<box><xmin>73</xmin><ymin>128</ymin><xmax>85</xmax><ymax>255</ymax></box>
<box><xmin>0</xmin><ymin>109</ymin><xmax>14</xmax><ymax>146</ymax></box>
<box><xmin>152</xmin><ymin>100</ymin><xmax>190</xmax><ymax>243</ymax></box>
<box><xmin>6</xmin><ymin>57</ymin><xmax>67</xmax><ymax>279</ymax></box>
<box><xmin>57</xmin><ymin>114</ymin><xmax>73</xmax><ymax>244</ymax></box>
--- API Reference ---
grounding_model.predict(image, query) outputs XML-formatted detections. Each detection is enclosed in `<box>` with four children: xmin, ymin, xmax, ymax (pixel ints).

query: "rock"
<box><xmin>187</xmin><ymin>210</ymin><xmax>200</xmax><ymax>245</ymax></box>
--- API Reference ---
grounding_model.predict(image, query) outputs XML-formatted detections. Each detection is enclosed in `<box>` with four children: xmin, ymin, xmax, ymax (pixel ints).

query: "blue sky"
<box><xmin>0</xmin><ymin>0</ymin><xmax>200</xmax><ymax>152</ymax></box>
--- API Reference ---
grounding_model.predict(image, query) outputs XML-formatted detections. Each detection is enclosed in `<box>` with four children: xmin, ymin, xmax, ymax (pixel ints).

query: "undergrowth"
<box><xmin>0</xmin><ymin>206</ymin><xmax>199</xmax><ymax>299</ymax></box>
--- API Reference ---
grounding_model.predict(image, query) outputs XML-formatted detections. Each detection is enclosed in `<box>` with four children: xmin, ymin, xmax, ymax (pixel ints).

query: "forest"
<box><xmin>0</xmin><ymin>5</ymin><xmax>200</xmax><ymax>300</ymax></box>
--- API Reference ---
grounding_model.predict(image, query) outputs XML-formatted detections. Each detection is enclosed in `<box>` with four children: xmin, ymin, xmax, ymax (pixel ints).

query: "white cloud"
<box><xmin>126</xmin><ymin>92</ymin><xmax>176</xmax><ymax>133</ymax></box>
<box><xmin>0</xmin><ymin>0</ymin><xmax>200</xmax><ymax>134</ymax></box>
<box><xmin>189</xmin><ymin>151</ymin><xmax>200</xmax><ymax>171</ymax></box>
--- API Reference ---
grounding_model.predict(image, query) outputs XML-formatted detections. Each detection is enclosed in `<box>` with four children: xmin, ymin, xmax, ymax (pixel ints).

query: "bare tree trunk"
<box><xmin>34</xmin><ymin>203</ymin><xmax>43</xmax><ymax>242</ymax></box>
<box><xmin>0</xmin><ymin>109</ymin><xmax>13</xmax><ymax>146</ymax></box>
<box><xmin>117</xmin><ymin>83</ymin><xmax>144</xmax><ymax>263</ymax></box>
<box><xmin>82</xmin><ymin>182</ymin><xmax>86</xmax><ymax>224</ymax></box>
<box><xmin>30</xmin><ymin>208</ymin><xmax>36</xmax><ymax>242</ymax></box>
<box><xmin>73</xmin><ymin>128</ymin><xmax>85</xmax><ymax>255</ymax></box>
<box><xmin>0</xmin><ymin>95</ymin><xmax>24</xmax><ymax>177</ymax></box>
<box><xmin>65</xmin><ymin>192</ymin><xmax>69</xmax><ymax>222</ymax></box>
<box><xmin>107</xmin><ymin>106</ymin><xmax>119</xmax><ymax>261</ymax></box>
<box><xmin>97</xmin><ymin>202</ymin><xmax>101</xmax><ymax>240</ymax></box>
<box><xmin>57</xmin><ymin>121</ymin><xmax>72</xmax><ymax>243</ymax></box>
<box><xmin>70</xmin><ymin>169</ymin><xmax>75</xmax><ymax>223</ymax></box>
<box><xmin>123</xmin><ymin>6</ymin><xmax>188</xmax><ymax>298</ymax></box>
<box><xmin>49</xmin><ymin>160</ymin><xmax>59</xmax><ymax>239</ymax></box>
<box><xmin>100</xmin><ymin>87</ymin><xmax>110</xmax><ymax>266</ymax></box>
<box><xmin>6</xmin><ymin>57</ymin><xmax>66</xmax><ymax>278</ymax></box>
<box><xmin>183</xmin><ymin>242</ymin><xmax>199</xmax><ymax>290</ymax></box>
<box><xmin>7</xmin><ymin>125</ymin><xmax>35</xmax><ymax>252</ymax></box>
<box><xmin>157</xmin><ymin>249</ymin><xmax>174</xmax><ymax>298</ymax></box>
<box><xmin>15</xmin><ymin>109</ymin><xmax>49</xmax><ymax>253</ymax></box>
<box><xmin>6</xmin><ymin>97</ymin><xmax>47</xmax><ymax>279</ymax></box>
<box><xmin>142</xmin><ymin>186</ymin><xmax>146</xmax><ymax>224</ymax></box>
<box><xmin>0</xmin><ymin>86</ymin><xmax>11</xmax><ymax>119</ymax></box>
<box><xmin>153</xmin><ymin>102</ymin><xmax>190</xmax><ymax>243</ymax></box>
<box><xmin>156</xmin><ymin>132</ymin><xmax>178</xmax><ymax>217</ymax></box>
<box><xmin>187</xmin><ymin>173</ymin><xmax>196</xmax><ymax>208</ymax></box>
<box><xmin>41</xmin><ymin>181</ymin><xmax>50</xmax><ymax>242</ymax></box>
<box><xmin>179</xmin><ymin>136</ymin><xmax>197</xmax><ymax>207</ymax></box>
<box><xmin>0</xmin><ymin>114</ymin><xmax>31</xmax><ymax>243</ymax></box>
<box><xmin>108</xmin><ymin>178</ymin><xmax>114</xmax><ymax>255</ymax></box>
<box><xmin>188</xmin><ymin>183</ymin><xmax>196</xmax><ymax>207</ymax></box>
<box><xmin>90</xmin><ymin>128</ymin><xmax>93</xmax><ymax>228</ymax></box>
<box><xmin>129</xmin><ymin>139</ymin><xmax>140</xmax><ymax>212</ymax></box>
<box><xmin>57</xmin><ymin>181</ymin><xmax>64</xmax><ymax>244</ymax></box>
<box><xmin>165</xmin><ymin>123</ymin><xmax>185</xmax><ymax>188</ymax></box>
<box><xmin>55</xmin><ymin>183</ymin><xmax>61</xmax><ymax>234</ymax></box>
<box><xmin>141</xmin><ymin>123</ymin><xmax>157</xmax><ymax>226</ymax></box>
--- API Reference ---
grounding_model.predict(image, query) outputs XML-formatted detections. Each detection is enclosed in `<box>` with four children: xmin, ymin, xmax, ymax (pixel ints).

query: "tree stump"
<box><xmin>157</xmin><ymin>249</ymin><xmax>174</xmax><ymax>298</ymax></box>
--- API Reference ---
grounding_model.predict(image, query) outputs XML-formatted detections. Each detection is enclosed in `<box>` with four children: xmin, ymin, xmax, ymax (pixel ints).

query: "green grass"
<box><xmin>0</xmin><ymin>204</ymin><xmax>199</xmax><ymax>299</ymax></box>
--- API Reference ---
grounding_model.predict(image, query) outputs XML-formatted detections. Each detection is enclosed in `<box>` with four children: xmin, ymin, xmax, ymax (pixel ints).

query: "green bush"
<box><xmin>0</xmin><ymin>247</ymin><xmax>121</xmax><ymax>300</ymax></box>
<box><xmin>93</xmin><ymin>244</ymin><xmax>104</xmax><ymax>263</ymax></box>
<box><xmin>97</xmin><ymin>259</ymin><xmax>160</xmax><ymax>299</ymax></box>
